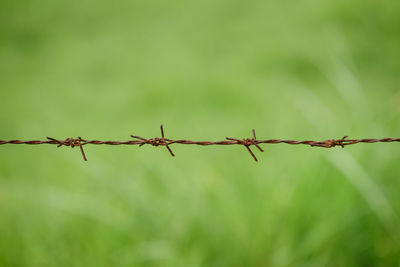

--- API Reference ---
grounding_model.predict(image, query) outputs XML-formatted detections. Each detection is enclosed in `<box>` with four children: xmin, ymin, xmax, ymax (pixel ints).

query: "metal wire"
<box><xmin>0</xmin><ymin>125</ymin><xmax>399</xmax><ymax>162</ymax></box>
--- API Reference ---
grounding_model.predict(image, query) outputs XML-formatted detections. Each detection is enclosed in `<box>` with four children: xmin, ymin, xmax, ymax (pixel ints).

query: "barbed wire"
<box><xmin>0</xmin><ymin>125</ymin><xmax>399</xmax><ymax>162</ymax></box>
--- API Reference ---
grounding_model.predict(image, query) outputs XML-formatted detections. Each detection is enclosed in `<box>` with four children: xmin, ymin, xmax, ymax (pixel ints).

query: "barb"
<box><xmin>310</xmin><ymin>136</ymin><xmax>354</xmax><ymax>148</ymax></box>
<box><xmin>131</xmin><ymin>125</ymin><xmax>174</xmax><ymax>157</ymax></box>
<box><xmin>1</xmin><ymin>125</ymin><xmax>399</xmax><ymax>162</ymax></box>
<box><xmin>226</xmin><ymin>129</ymin><xmax>264</xmax><ymax>162</ymax></box>
<box><xmin>46</xmin><ymin>137</ymin><xmax>88</xmax><ymax>161</ymax></box>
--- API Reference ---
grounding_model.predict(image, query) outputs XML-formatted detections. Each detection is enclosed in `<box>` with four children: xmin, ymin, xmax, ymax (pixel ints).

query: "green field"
<box><xmin>1</xmin><ymin>1</ymin><xmax>400</xmax><ymax>266</ymax></box>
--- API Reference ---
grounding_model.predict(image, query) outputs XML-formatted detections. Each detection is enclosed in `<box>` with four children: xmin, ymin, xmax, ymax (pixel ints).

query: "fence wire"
<box><xmin>1</xmin><ymin>125</ymin><xmax>399</xmax><ymax>162</ymax></box>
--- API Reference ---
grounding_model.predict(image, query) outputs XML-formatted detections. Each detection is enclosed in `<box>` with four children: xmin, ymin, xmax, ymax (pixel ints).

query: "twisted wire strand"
<box><xmin>0</xmin><ymin>125</ymin><xmax>399</xmax><ymax>162</ymax></box>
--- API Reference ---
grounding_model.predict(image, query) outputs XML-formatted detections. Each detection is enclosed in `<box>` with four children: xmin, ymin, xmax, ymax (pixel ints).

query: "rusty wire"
<box><xmin>0</xmin><ymin>125</ymin><xmax>399</xmax><ymax>162</ymax></box>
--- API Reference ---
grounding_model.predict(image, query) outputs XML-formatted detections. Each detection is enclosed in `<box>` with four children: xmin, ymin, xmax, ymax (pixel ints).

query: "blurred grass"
<box><xmin>1</xmin><ymin>0</ymin><xmax>400</xmax><ymax>266</ymax></box>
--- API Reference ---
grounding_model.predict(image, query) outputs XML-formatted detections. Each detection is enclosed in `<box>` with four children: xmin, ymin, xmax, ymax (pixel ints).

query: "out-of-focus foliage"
<box><xmin>1</xmin><ymin>0</ymin><xmax>400</xmax><ymax>266</ymax></box>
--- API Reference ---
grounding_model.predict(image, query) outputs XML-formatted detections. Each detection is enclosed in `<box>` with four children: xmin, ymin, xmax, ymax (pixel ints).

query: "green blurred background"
<box><xmin>1</xmin><ymin>0</ymin><xmax>400</xmax><ymax>266</ymax></box>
